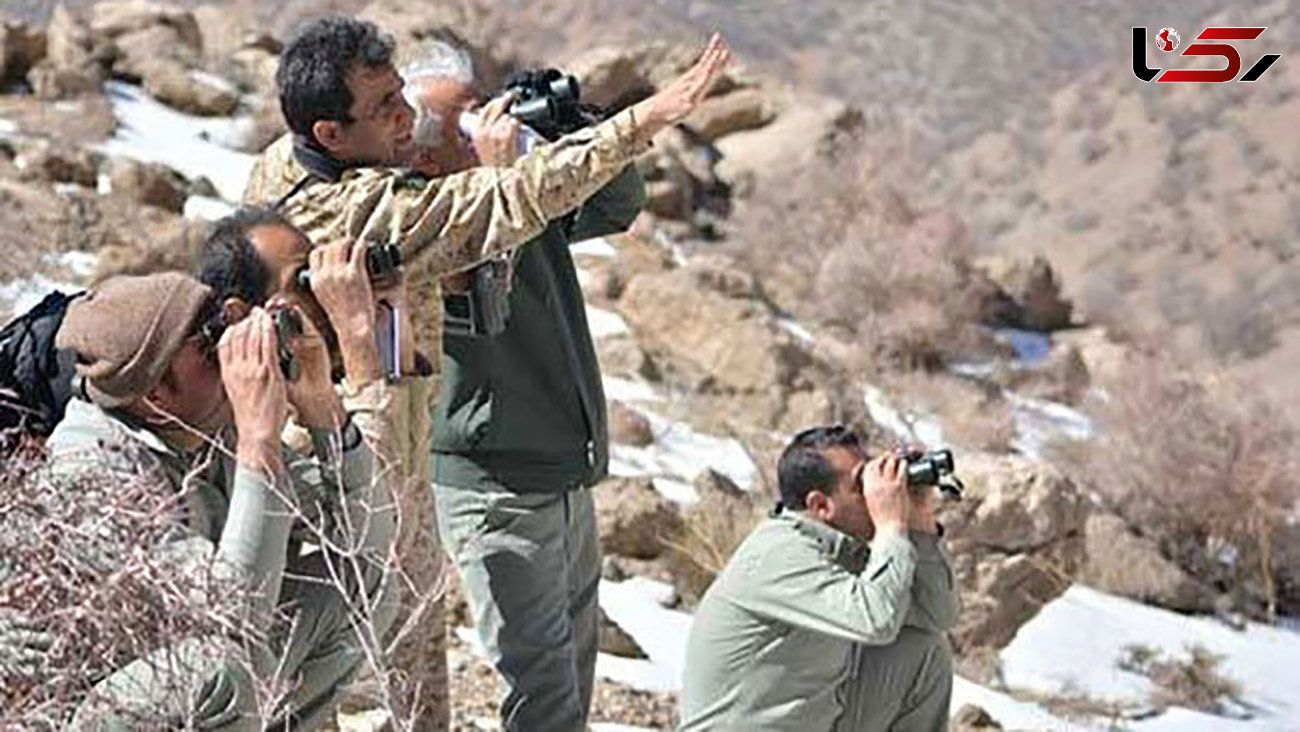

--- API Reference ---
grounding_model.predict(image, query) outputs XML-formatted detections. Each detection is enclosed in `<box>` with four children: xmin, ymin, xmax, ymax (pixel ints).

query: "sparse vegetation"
<box><xmin>1053</xmin><ymin>353</ymin><xmax>1300</xmax><ymax>621</ymax></box>
<box><xmin>662</xmin><ymin>482</ymin><xmax>765</xmax><ymax>608</ymax></box>
<box><xmin>729</xmin><ymin>147</ymin><xmax>992</xmax><ymax>375</ymax></box>
<box><xmin>1118</xmin><ymin>643</ymin><xmax>1244</xmax><ymax>716</ymax></box>
<box><xmin>0</xmin><ymin>446</ymin><xmax>273</xmax><ymax>728</ymax></box>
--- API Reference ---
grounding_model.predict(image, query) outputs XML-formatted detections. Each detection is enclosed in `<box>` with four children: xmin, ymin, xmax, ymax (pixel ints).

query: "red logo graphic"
<box><xmin>1133</xmin><ymin>26</ymin><xmax>1281</xmax><ymax>83</ymax></box>
<box><xmin>1156</xmin><ymin>28</ymin><xmax>1181</xmax><ymax>52</ymax></box>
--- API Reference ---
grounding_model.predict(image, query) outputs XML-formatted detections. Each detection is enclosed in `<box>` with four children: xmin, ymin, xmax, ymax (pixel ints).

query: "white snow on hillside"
<box><xmin>0</xmin><ymin>252</ymin><xmax>97</xmax><ymax>318</ymax></box>
<box><xmin>1001</xmin><ymin>585</ymin><xmax>1300</xmax><ymax>731</ymax></box>
<box><xmin>587</xmin><ymin>306</ymin><xmax>631</xmax><ymax>339</ymax></box>
<box><xmin>591</xmin><ymin>578</ymin><xmax>1300</xmax><ymax>731</ymax></box>
<box><xmin>609</xmin><ymin>407</ymin><xmax>759</xmax><ymax>500</ymax></box>
<box><xmin>597</xmin><ymin>577</ymin><xmax>693</xmax><ymax>694</ymax></box>
<box><xmin>571</xmin><ymin>237</ymin><xmax>619</xmax><ymax>258</ymax></box>
<box><xmin>94</xmin><ymin>81</ymin><xmax>255</xmax><ymax>202</ymax></box>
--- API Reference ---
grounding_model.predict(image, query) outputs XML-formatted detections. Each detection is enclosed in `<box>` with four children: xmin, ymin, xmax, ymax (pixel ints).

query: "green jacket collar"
<box><xmin>774</xmin><ymin>508</ymin><xmax>869</xmax><ymax>573</ymax></box>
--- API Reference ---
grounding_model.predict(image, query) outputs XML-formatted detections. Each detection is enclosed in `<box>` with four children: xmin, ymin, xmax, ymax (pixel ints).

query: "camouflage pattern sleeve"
<box><xmin>338</xmin><ymin>107</ymin><xmax>654</xmax><ymax>277</ymax></box>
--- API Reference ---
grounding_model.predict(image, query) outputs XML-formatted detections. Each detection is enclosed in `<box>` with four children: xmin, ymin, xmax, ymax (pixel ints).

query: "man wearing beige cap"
<box><xmin>46</xmin><ymin>269</ymin><xmax>399</xmax><ymax>730</ymax></box>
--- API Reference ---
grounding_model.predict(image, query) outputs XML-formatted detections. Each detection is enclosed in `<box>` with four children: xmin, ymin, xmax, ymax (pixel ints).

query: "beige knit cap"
<box><xmin>56</xmin><ymin>272</ymin><xmax>214</xmax><ymax>408</ymax></box>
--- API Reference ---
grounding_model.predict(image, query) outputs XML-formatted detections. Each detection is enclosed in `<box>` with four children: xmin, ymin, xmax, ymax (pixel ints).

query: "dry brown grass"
<box><xmin>0</xmin><ymin>445</ymin><xmax>273</xmax><ymax>729</ymax></box>
<box><xmin>728</xmin><ymin>146</ymin><xmax>991</xmax><ymax>375</ymax></box>
<box><xmin>662</xmin><ymin>482</ymin><xmax>765</xmax><ymax>608</ymax></box>
<box><xmin>1053</xmin><ymin>353</ymin><xmax>1300</xmax><ymax>620</ymax></box>
<box><xmin>1118</xmin><ymin>643</ymin><xmax>1244</xmax><ymax>715</ymax></box>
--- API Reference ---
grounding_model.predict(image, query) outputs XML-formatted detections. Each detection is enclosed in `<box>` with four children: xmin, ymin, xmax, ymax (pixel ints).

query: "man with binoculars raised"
<box><xmin>244</xmin><ymin>16</ymin><xmax>731</xmax><ymax>730</ymax></box>
<box><xmin>679</xmin><ymin>426</ymin><xmax>960</xmax><ymax>731</ymax></box>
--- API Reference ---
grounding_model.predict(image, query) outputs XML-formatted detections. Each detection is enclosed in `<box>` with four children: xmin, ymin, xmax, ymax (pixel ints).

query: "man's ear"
<box><xmin>804</xmin><ymin>490</ymin><xmax>834</xmax><ymax>521</ymax></box>
<box><xmin>311</xmin><ymin>120</ymin><xmax>348</xmax><ymax>155</ymax></box>
<box><xmin>222</xmin><ymin>297</ymin><xmax>251</xmax><ymax>325</ymax></box>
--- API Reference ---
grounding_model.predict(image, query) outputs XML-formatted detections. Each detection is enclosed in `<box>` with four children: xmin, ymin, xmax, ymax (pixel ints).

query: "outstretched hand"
<box><xmin>633</xmin><ymin>33</ymin><xmax>733</xmax><ymax>135</ymax></box>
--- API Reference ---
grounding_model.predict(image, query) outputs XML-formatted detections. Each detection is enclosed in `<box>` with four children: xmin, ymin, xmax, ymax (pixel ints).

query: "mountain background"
<box><xmin>3</xmin><ymin>0</ymin><xmax>1299</xmax><ymax>729</ymax></box>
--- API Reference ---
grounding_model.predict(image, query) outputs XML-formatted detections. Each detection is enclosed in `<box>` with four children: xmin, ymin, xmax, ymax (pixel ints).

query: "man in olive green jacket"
<box><xmin>47</xmin><ymin>269</ymin><xmax>399</xmax><ymax>730</ymax></box>
<box><xmin>679</xmin><ymin>427</ymin><xmax>959</xmax><ymax>731</ymax></box>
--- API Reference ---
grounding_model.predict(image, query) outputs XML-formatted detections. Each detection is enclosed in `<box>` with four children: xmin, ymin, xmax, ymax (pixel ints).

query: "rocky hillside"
<box><xmin>2</xmin><ymin>1</ymin><xmax>1298</xmax><ymax>730</ymax></box>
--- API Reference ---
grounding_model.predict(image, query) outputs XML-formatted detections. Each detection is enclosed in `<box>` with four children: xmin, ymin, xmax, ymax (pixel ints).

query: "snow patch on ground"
<box><xmin>862</xmin><ymin>383</ymin><xmax>946</xmax><ymax>447</ymax></box>
<box><xmin>596</xmin><ymin>578</ymin><xmax>692</xmax><ymax>694</ymax></box>
<box><xmin>184</xmin><ymin>194</ymin><xmax>237</xmax><ymax>221</ymax></box>
<box><xmin>1006</xmin><ymin>392</ymin><xmax>1094</xmax><ymax>461</ymax></box>
<box><xmin>587</xmin><ymin>306</ymin><xmax>631</xmax><ymax>339</ymax></box>
<box><xmin>609</xmin><ymin>408</ymin><xmax>758</xmax><ymax>498</ymax></box>
<box><xmin>1001</xmin><ymin>585</ymin><xmax>1300</xmax><ymax>730</ymax></box>
<box><xmin>94</xmin><ymin>82</ymin><xmax>255</xmax><ymax>202</ymax></box>
<box><xmin>55</xmin><ymin>251</ymin><xmax>99</xmax><ymax>278</ymax></box>
<box><xmin>571</xmin><ymin>237</ymin><xmax>619</xmax><ymax>258</ymax></box>
<box><xmin>602</xmin><ymin>375</ymin><xmax>663</xmax><ymax>404</ymax></box>
<box><xmin>0</xmin><ymin>273</ymin><xmax>81</xmax><ymax>318</ymax></box>
<box><xmin>777</xmin><ymin>316</ymin><xmax>816</xmax><ymax>345</ymax></box>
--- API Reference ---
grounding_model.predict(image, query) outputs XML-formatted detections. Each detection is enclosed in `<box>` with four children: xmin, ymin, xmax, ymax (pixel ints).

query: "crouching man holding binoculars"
<box><xmin>679</xmin><ymin>426</ymin><xmax>961</xmax><ymax>732</ymax></box>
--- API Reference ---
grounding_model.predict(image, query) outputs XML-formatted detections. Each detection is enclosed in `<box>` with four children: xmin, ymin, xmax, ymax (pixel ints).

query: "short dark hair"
<box><xmin>193</xmin><ymin>206</ymin><xmax>283</xmax><ymax>306</ymax></box>
<box><xmin>277</xmin><ymin>17</ymin><xmax>396</xmax><ymax>146</ymax></box>
<box><xmin>776</xmin><ymin>425</ymin><xmax>864</xmax><ymax>510</ymax></box>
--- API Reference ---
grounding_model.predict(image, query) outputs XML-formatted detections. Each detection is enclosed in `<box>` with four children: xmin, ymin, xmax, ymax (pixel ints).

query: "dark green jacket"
<box><xmin>431</xmin><ymin>166</ymin><xmax>645</xmax><ymax>492</ymax></box>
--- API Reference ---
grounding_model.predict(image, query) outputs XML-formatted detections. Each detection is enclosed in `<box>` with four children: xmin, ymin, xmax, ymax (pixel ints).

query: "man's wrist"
<box><xmin>873</xmin><ymin>520</ymin><xmax>908</xmax><ymax>540</ymax></box>
<box><xmin>295</xmin><ymin>394</ymin><xmax>346</xmax><ymax>430</ymax></box>
<box><xmin>909</xmin><ymin>513</ymin><xmax>939</xmax><ymax>534</ymax></box>
<box><xmin>338</xmin><ymin>335</ymin><xmax>382</xmax><ymax>385</ymax></box>
<box><xmin>236</xmin><ymin>438</ymin><xmax>283</xmax><ymax>475</ymax></box>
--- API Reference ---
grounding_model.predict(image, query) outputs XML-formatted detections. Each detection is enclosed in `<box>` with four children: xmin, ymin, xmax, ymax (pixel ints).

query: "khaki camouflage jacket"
<box><xmin>242</xmin><ymin>108</ymin><xmax>653</xmax><ymax>405</ymax></box>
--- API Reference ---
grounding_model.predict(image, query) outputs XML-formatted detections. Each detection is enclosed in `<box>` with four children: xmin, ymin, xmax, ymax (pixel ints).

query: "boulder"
<box><xmin>938</xmin><ymin>453</ymin><xmax>1088</xmax><ymax>653</ymax></box>
<box><xmin>942</xmin><ymin>453</ymin><xmax>1088</xmax><ymax>554</ymax></box>
<box><xmin>87</xmin><ymin>0</ymin><xmax>202</xmax><ymax>52</ymax></box>
<box><xmin>595</xmin><ymin>335</ymin><xmax>659</xmax><ymax>382</ymax></box>
<box><xmin>566</xmin><ymin>42</ymin><xmax>739</xmax><ymax>111</ymax></box>
<box><xmin>359</xmin><ymin>0</ymin><xmax>509</xmax><ymax>89</ymax></box>
<box><xmin>15</xmin><ymin>143</ymin><xmax>99</xmax><ymax>187</ymax></box>
<box><xmin>137</xmin><ymin>58</ymin><xmax>240</xmax><ymax>116</ymax></box>
<box><xmin>978</xmin><ymin>254</ymin><xmax>1074</xmax><ymax>331</ymax></box>
<box><xmin>29</xmin><ymin>5</ymin><xmax>111</xmax><ymax>99</ymax></box>
<box><xmin>1082</xmin><ymin>512</ymin><xmax>1219</xmax><ymax>613</ymax></box>
<box><xmin>667</xmin><ymin>472</ymin><xmax>764</xmax><ymax>606</ymax></box>
<box><xmin>594</xmin><ymin>477</ymin><xmax>682</xmax><ymax>560</ymax></box>
<box><xmin>684</xmin><ymin>88</ymin><xmax>776</xmax><ymax>141</ymax></box>
<box><xmin>715</xmin><ymin>87</ymin><xmax>864</xmax><ymax>187</ymax></box>
<box><xmin>192</xmin><ymin>4</ymin><xmax>280</xmax><ymax>62</ymax></box>
<box><xmin>635</xmin><ymin>125</ymin><xmax>731</xmax><ymax>225</ymax></box>
<box><xmin>110</xmin><ymin>23</ymin><xmax>200</xmax><ymax>76</ymax></box>
<box><xmin>951</xmin><ymin>704</ymin><xmax>1003</xmax><ymax>731</ymax></box>
<box><xmin>619</xmin><ymin>267</ymin><xmax>813</xmax><ymax>396</ymax></box>
<box><xmin>92</xmin><ymin>215</ymin><xmax>210</xmax><ymax>280</ymax></box>
<box><xmin>951</xmin><ymin>552</ymin><xmax>1073</xmax><ymax>651</ymax></box>
<box><xmin>1</xmin><ymin>18</ymin><xmax>47</xmax><ymax>87</ymax></box>
<box><xmin>598</xmin><ymin>607</ymin><xmax>647</xmax><ymax>659</ymax></box>
<box><xmin>693</xmin><ymin>468</ymin><xmax>747</xmax><ymax>502</ymax></box>
<box><xmin>609</xmin><ymin>400</ymin><xmax>654</xmax><ymax>447</ymax></box>
<box><xmin>107</xmin><ymin>157</ymin><xmax>188</xmax><ymax>212</ymax></box>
